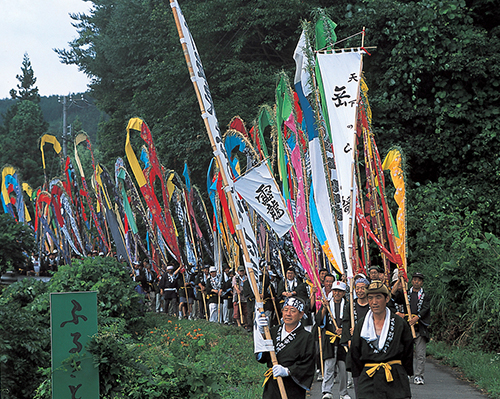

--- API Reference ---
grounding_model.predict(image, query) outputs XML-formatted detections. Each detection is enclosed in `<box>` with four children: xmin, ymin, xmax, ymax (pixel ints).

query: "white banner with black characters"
<box><xmin>317</xmin><ymin>51</ymin><xmax>362</xmax><ymax>275</ymax></box>
<box><xmin>171</xmin><ymin>0</ymin><xmax>262</xmax><ymax>287</ymax></box>
<box><xmin>234</xmin><ymin>163</ymin><xmax>293</xmax><ymax>238</ymax></box>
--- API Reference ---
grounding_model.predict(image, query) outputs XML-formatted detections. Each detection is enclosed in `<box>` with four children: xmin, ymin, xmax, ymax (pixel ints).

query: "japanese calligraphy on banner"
<box><xmin>316</xmin><ymin>51</ymin><xmax>362</xmax><ymax>275</ymax></box>
<box><xmin>51</xmin><ymin>292</ymin><xmax>99</xmax><ymax>399</ymax></box>
<box><xmin>234</xmin><ymin>163</ymin><xmax>293</xmax><ymax>238</ymax></box>
<box><xmin>171</xmin><ymin>0</ymin><xmax>262</xmax><ymax>288</ymax></box>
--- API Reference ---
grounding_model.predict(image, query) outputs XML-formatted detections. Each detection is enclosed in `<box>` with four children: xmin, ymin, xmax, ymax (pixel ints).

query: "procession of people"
<box><xmin>127</xmin><ymin>253</ymin><xmax>431</xmax><ymax>399</ymax></box>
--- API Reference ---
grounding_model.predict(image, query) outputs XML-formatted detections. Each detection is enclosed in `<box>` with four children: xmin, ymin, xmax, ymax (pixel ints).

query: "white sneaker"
<box><xmin>322</xmin><ymin>394</ymin><xmax>334</xmax><ymax>399</ymax></box>
<box><xmin>340</xmin><ymin>395</ymin><xmax>351</xmax><ymax>399</ymax></box>
<box><xmin>414</xmin><ymin>376</ymin><xmax>424</xmax><ymax>385</ymax></box>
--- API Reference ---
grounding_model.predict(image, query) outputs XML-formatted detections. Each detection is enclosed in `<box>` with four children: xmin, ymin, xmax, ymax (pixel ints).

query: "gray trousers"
<box><xmin>155</xmin><ymin>293</ymin><xmax>163</xmax><ymax>312</ymax></box>
<box><xmin>209</xmin><ymin>303</ymin><xmax>220</xmax><ymax>322</ymax></box>
<box><xmin>414</xmin><ymin>334</ymin><xmax>426</xmax><ymax>378</ymax></box>
<box><xmin>222</xmin><ymin>299</ymin><xmax>230</xmax><ymax>323</ymax></box>
<box><xmin>322</xmin><ymin>347</ymin><xmax>348</xmax><ymax>396</ymax></box>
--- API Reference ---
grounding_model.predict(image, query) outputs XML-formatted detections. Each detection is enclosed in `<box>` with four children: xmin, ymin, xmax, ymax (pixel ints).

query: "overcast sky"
<box><xmin>0</xmin><ymin>0</ymin><xmax>92</xmax><ymax>99</ymax></box>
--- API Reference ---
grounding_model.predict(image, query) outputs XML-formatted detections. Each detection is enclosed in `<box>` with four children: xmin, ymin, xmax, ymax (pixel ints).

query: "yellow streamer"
<box><xmin>1</xmin><ymin>166</ymin><xmax>16</xmax><ymax>206</ymax></box>
<box><xmin>40</xmin><ymin>134</ymin><xmax>61</xmax><ymax>169</ymax></box>
<box><xmin>166</xmin><ymin>171</ymin><xmax>175</xmax><ymax>201</ymax></box>
<box><xmin>125</xmin><ymin>118</ymin><xmax>147</xmax><ymax>188</ymax></box>
<box><xmin>322</xmin><ymin>243</ymin><xmax>342</xmax><ymax>274</ymax></box>
<box><xmin>382</xmin><ymin>149</ymin><xmax>406</xmax><ymax>271</ymax></box>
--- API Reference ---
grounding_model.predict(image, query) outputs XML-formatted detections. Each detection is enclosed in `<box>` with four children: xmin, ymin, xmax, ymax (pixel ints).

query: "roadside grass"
<box><xmin>428</xmin><ymin>340</ymin><xmax>500</xmax><ymax>399</ymax></box>
<box><xmin>33</xmin><ymin>312</ymin><xmax>266</xmax><ymax>399</ymax></box>
<box><xmin>118</xmin><ymin>313</ymin><xmax>266</xmax><ymax>398</ymax></box>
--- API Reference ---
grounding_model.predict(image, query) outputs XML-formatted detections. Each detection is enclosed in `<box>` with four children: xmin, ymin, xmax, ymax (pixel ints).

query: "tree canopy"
<box><xmin>1</xmin><ymin>54</ymin><xmax>49</xmax><ymax>188</ymax></box>
<box><xmin>56</xmin><ymin>0</ymin><xmax>500</xmax><ymax>197</ymax></box>
<box><xmin>0</xmin><ymin>213</ymin><xmax>34</xmax><ymax>275</ymax></box>
<box><xmin>9</xmin><ymin>53</ymin><xmax>40</xmax><ymax>103</ymax></box>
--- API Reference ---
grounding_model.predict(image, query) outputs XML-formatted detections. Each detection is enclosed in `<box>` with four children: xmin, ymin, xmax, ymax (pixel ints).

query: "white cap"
<box><xmin>209</xmin><ymin>266</ymin><xmax>217</xmax><ymax>273</ymax></box>
<box><xmin>332</xmin><ymin>281</ymin><xmax>347</xmax><ymax>291</ymax></box>
<box><xmin>167</xmin><ymin>265</ymin><xmax>174</xmax><ymax>270</ymax></box>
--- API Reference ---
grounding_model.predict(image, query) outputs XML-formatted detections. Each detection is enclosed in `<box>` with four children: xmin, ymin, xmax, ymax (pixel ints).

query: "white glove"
<box><xmin>255</xmin><ymin>312</ymin><xmax>269</xmax><ymax>334</ymax></box>
<box><xmin>272</xmin><ymin>364</ymin><xmax>289</xmax><ymax>377</ymax></box>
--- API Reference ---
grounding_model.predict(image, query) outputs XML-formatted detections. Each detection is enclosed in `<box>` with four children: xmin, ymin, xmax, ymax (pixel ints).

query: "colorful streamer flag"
<box><xmin>171</xmin><ymin>0</ymin><xmax>261</xmax><ymax>288</ymax></box>
<box><xmin>40</xmin><ymin>134</ymin><xmax>62</xmax><ymax>169</ymax></box>
<box><xmin>382</xmin><ymin>148</ymin><xmax>407</xmax><ymax>271</ymax></box>
<box><xmin>234</xmin><ymin>162</ymin><xmax>293</xmax><ymax>237</ymax></box>
<box><xmin>293</xmin><ymin>30</ymin><xmax>343</xmax><ymax>274</ymax></box>
<box><xmin>125</xmin><ymin>118</ymin><xmax>183</xmax><ymax>266</ymax></box>
<box><xmin>1</xmin><ymin>166</ymin><xmax>30</xmax><ymax>222</ymax></box>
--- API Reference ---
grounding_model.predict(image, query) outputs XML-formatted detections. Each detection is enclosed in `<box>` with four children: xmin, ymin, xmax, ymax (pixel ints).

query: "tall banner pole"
<box><xmin>169</xmin><ymin>2</ymin><xmax>287</xmax><ymax>397</ymax></box>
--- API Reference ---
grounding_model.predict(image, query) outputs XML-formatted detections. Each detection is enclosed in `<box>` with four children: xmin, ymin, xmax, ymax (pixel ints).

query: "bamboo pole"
<box><xmin>350</xmin><ymin>277</ymin><xmax>355</xmax><ymax>331</ymax></box>
<box><xmin>346</xmin><ymin>27</ymin><xmax>366</xmax><ymax>282</ymax></box>
<box><xmin>183</xmin><ymin>190</ymin><xmax>207</xmax><ymax>320</ymax></box>
<box><xmin>169</xmin><ymin>4</ymin><xmax>287</xmax><ymax>396</ymax></box>
<box><xmin>318</xmin><ymin>326</ymin><xmax>324</xmax><ymax>378</ymax></box>
<box><xmin>355</xmin><ymin>146</ymin><xmax>371</xmax><ymax>267</ymax></box>
<box><xmin>400</xmin><ymin>276</ymin><xmax>416</xmax><ymax>338</ymax></box>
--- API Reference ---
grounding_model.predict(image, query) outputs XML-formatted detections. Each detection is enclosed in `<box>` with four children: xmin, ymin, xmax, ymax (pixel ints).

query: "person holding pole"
<box><xmin>392</xmin><ymin>272</ymin><xmax>431</xmax><ymax>385</ymax></box>
<box><xmin>159</xmin><ymin>265</ymin><xmax>180</xmax><ymax>317</ymax></box>
<box><xmin>232</xmin><ymin>265</ymin><xmax>248</xmax><ymax>329</ymax></box>
<box><xmin>195</xmin><ymin>265</ymin><xmax>209</xmax><ymax>320</ymax></box>
<box><xmin>342</xmin><ymin>277</ymin><xmax>370</xmax><ymax>397</ymax></box>
<box><xmin>221</xmin><ymin>264</ymin><xmax>233</xmax><ymax>324</ymax></box>
<box><xmin>179</xmin><ymin>268</ymin><xmax>195</xmax><ymax>320</ymax></box>
<box><xmin>254</xmin><ymin>296</ymin><xmax>315</xmax><ymax>399</ymax></box>
<box><xmin>278</xmin><ymin>266</ymin><xmax>308</xmax><ymax>306</ymax></box>
<box><xmin>207</xmin><ymin>266</ymin><xmax>222</xmax><ymax>322</ymax></box>
<box><xmin>316</xmin><ymin>275</ymin><xmax>350</xmax><ymax>399</ymax></box>
<box><xmin>350</xmin><ymin>280</ymin><xmax>413</xmax><ymax>399</ymax></box>
<box><xmin>267</xmin><ymin>270</ymin><xmax>281</xmax><ymax>326</ymax></box>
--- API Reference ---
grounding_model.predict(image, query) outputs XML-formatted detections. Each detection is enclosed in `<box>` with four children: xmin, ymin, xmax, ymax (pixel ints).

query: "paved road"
<box><xmin>307</xmin><ymin>357</ymin><xmax>488</xmax><ymax>399</ymax></box>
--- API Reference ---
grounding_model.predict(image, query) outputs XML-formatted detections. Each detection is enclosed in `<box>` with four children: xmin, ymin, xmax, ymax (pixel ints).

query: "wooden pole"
<box><xmin>346</xmin><ymin>27</ymin><xmax>366</xmax><ymax>281</ymax></box>
<box><xmin>183</xmin><ymin>190</ymin><xmax>207</xmax><ymax>320</ymax></box>
<box><xmin>171</xmin><ymin>3</ymin><xmax>290</xmax><ymax>395</ymax></box>
<box><xmin>318</xmin><ymin>326</ymin><xmax>324</xmax><ymax>378</ymax></box>
<box><xmin>400</xmin><ymin>276</ymin><xmax>416</xmax><ymax>338</ymax></box>
<box><xmin>201</xmin><ymin>277</ymin><xmax>209</xmax><ymax>321</ymax></box>
<box><xmin>350</xmin><ymin>278</ymin><xmax>355</xmax><ymax>331</ymax></box>
<box><xmin>355</xmin><ymin>146</ymin><xmax>371</xmax><ymax>267</ymax></box>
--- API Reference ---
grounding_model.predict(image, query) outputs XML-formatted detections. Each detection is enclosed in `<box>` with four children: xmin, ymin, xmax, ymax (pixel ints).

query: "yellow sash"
<box><xmin>325</xmin><ymin>330</ymin><xmax>341</xmax><ymax>344</ymax></box>
<box><xmin>262</xmin><ymin>368</ymin><xmax>275</xmax><ymax>387</ymax></box>
<box><xmin>364</xmin><ymin>360</ymin><xmax>402</xmax><ymax>382</ymax></box>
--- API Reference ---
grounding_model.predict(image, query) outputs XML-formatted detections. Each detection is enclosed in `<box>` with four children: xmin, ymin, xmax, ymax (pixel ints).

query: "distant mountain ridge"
<box><xmin>0</xmin><ymin>93</ymin><xmax>108</xmax><ymax>144</ymax></box>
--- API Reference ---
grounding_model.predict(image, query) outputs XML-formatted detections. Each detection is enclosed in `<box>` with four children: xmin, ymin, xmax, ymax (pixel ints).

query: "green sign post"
<box><xmin>50</xmin><ymin>291</ymin><xmax>99</xmax><ymax>398</ymax></box>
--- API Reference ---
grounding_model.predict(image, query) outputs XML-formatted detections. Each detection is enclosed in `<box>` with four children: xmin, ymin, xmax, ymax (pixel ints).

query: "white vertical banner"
<box><xmin>234</xmin><ymin>163</ymin><xmax>293</xmax><ymax>238</ymax></box>
<box><xmin>171</xmin><ymin>1</ymin><xmax>261</xmax><ymax>285</ymax></box>
<box><xmin>294</xmin><ymin>32</ymin><xmax>345</xmax><ymax>273</ymax></box>
<box><xmin>317</xmin><ymin>51</ymin><xmax>361</xmax><ymax>276</ymax></box>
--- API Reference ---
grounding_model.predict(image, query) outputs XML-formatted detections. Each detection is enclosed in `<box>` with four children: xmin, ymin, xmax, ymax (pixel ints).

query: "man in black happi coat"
<box><xmin>254</xmin><ymin>296</ymin><xmax>315</xmax><ymax>399</ymax></box>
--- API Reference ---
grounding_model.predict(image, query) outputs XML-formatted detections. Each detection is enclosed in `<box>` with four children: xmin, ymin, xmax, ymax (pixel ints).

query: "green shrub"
<box><xmin>408</xmin><ymin>180</ymin><xmax>500</xmax><ymax>352</ymax></box>
<box><xmin>0</xmin><ymin>279</ymin><xmax>50</xmax><ymax>399</ymax></box>
<box><xmin>1</xmin><ymin>257</ymin><xmax>143</xmax><ymax>399</ymax></box>
<box><xmin>83</xmin><ymin>315</ymin><xmax>265</xmax><ymax>398</ymax></box>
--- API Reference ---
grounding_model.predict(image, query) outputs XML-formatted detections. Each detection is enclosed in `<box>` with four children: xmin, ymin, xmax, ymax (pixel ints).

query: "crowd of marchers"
<box><xmin>131</xmin><ymin>259</ymin><xmax>431</xmax><ymax>399</ymax></box>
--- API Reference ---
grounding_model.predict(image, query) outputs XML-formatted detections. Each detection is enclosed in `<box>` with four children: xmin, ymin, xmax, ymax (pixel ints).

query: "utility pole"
<box><xmin>60</xmin><ymin>93</ymin><xmax>91</xmax><ymax>157</ymax></box>
<box><xmin>62</xmin><ymin>95</ymin><xmax>68</xmax><ymax>157</ymax></box>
